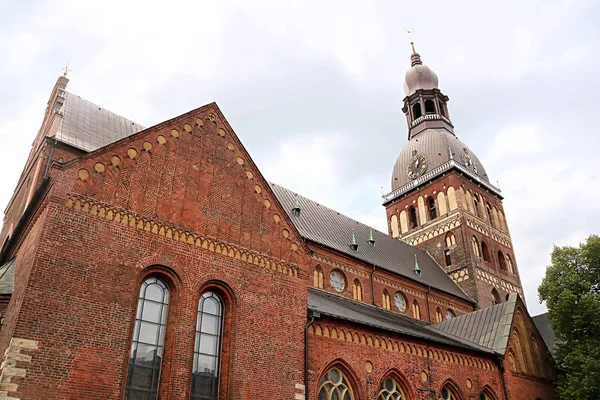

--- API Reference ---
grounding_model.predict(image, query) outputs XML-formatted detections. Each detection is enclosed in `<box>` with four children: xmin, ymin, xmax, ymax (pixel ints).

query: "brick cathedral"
<box><xmin>0</xmin><ymin>47</ymin><xmax>557</xmax><ymax>399</ymax></box>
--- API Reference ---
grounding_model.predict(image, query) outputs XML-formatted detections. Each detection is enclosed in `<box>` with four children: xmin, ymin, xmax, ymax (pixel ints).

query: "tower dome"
<box><xmin>403</xmin><ymin>50</ymin><xmax>439</xmax><ymax>96</ymax></box>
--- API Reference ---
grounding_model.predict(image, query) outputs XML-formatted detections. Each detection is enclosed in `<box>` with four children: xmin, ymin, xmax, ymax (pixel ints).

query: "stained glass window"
<box><xmin>330</xmin><ymin>270</ymin><xmax>345</xmax><ymax>292</ymax></box>
<box><xmin>190</xmin><ymin>292</ymin><xmax>223</xmax><ymax>400</ymax></box>
<box><xmin>318</xmin><ymin>367</ymin><xmax>354</xmax><ymax>400</ymax></box>
<box><xmin>124</xmin><ymin>277</ymin><xmax>169</xmax><ymax>400</ymax></box>
<box><xmin>378</xmin><ymin>377</ymin><xmax>405</xmax><ymax>400</ymax></box>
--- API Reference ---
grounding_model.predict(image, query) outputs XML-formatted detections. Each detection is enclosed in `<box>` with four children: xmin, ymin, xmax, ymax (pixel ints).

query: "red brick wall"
<box><xmin>308</xmin><ymin>317</ymin><xmax>505</xmax><ymax>400</ymax></box>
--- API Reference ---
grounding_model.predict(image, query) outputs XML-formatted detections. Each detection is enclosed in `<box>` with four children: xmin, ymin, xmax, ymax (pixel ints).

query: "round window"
<box><xmin>394</xmin><ymin>293</ymin><xmax>407</xmax><ymax>312</ymax></box>
<box><xmin>330</xmin><ymin>270</ymin><xmax>345</xmax><ymax>292</ymax></box>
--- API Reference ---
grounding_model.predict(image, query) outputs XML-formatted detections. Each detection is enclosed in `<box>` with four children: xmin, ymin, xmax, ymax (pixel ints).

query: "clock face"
<box><xmin>462</xmin><ymin>150</ymin><xmax>478</xmax><ymax>173</ymax></box>
<box><xmin>407</xmin><ymin>154</ymin><xmax>427</xmax><ymax>179</ymax></box>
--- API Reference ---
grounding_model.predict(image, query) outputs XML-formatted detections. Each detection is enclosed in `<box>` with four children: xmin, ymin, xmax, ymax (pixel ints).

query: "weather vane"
<box><xmin>63</xmin><ymin>61</ymin><xmax>71</xmax><ymax>77</ymax></box>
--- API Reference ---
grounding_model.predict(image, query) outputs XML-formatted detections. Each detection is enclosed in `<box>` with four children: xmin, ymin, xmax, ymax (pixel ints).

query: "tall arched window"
<box><xmin>498</xmin><ymin>251</ymin><xmax>507</xmax><ymax>271</ymax></box>
<box><xmin>441</xmin><ymin>385</ymin><xmax>459</xmax><ymax>400</ymax></box>
<box><xmin>382</xmin><ymin>290</ymin><xmax>391</xmax><ymax>310</ymax></box>
<box><xmin>412</xmin><ymin>103</ymin><xmax>422</xmax><ymax>119</ymax></box>
<box><xmin>352</xmin><ymin>279</ymin><xmax>362</xmax><ymax>301</ymax></box>
<box><xmin>435</xmin><ymin>307</ymin><xmax>443</xmax><ymax>322</ymax></box>
<box><xmin>424</xmin><ymin>99</ymin><xmax>436</xmax><ymax>114</ymax></box>
<box><xmin>314</xmin><ymin>266</ymin><xmax>324</xmax><ymax>289</ymax></box>
<box><xmin>481</xmin><ymin>241</ymin><xmax>490</xmax><ymax>262</ymax></box>
<box><xmin>473</xmin><ymin>194</ymin><xmax>483</xmax><ymax>219</ymax></box>
<box><xmin>318</xmin><ymin>367</ymin><xmax>355</xmax><ymax>400</ymax></box>
<box><xmin>507</xmin><ymin>350</ymin><xmax>517</xmax><ymax>372</ymax></box>
<box><xmin>471</xmin><ymin>236</ymin><xmax>481</xmax><ymax>258</ymax></box>
<box><xmin>412</xmin><ymin>300</ymin><xmax>421</xmax><ymax>320</ymax></box>
<box><xmin>428</xmin><ymin>197</ymin><xmax>437</xmax><ymax>220</ymax></box>
<box><xmin>531</xmin><ymin>336</ymin><xmax>544</xmax><ymax>377</ymax></box>
<box><xmin>486</xmin><ymin>203</ymin><xmax>493</xmax><ymax>225</ymax></box>
<box><xmin>378</xmin><ymin>376</ymin><xmax>407</xmax><ymax>399</ymax></box>
<box><xmin>445</xmin><ymin>232</ymin><xmax>456</xmax><ymax>247</ymax></box>
<box><xmin>408</xmin><ymin>206</ymin><xmax>418</xmax><ymax>229</ymax></box>
<box><xmin>512</xmin><ymin>329</ymin><xmax>528</xmax><ymax>373</ymax></box>
<box><xmin>125</xmin><ymin>277</ymin><xmax>170</xmax><ymax>400</ymax></box>
<box><xmin>506</xmin><ymin>255</ymin><xmax>514</xmax><ymax>274</ymax></box>
<box><xmin>191</xmin><ymin>291</ymin><xmax>223</xmax><ymax>400</ymax></box>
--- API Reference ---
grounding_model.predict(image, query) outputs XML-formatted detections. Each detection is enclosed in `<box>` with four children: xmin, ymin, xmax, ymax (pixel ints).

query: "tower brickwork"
<box><xmin>383</xmin><ymin>47</ymin><xmax>524</xmax><ymax>308</ymax></box>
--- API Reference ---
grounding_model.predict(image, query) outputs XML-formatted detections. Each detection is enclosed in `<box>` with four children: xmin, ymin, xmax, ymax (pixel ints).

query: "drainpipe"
<box><xmin>370</xmin><ymin>265</ymin><xmax>376</xmax><ymax>305</ymax></box>
<box><xmin>425</xmin><ymin>285</ymin><xmax>432</xmax><ymax>322</ymax></box>
<box><xmin>305</xmin><ymin>311</ymin><xmax>319</xmax><ymax>400</ymax></box>
<box><xmin>496</xmin><ymin>356</ymin><xmax>510</xmax><ymax>400</ymax></box>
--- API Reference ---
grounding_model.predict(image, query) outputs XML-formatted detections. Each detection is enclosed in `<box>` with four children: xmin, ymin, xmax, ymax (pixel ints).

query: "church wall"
<box><xmin>308</xmin><ymin>317</ymin><xmax>505</xmax><ymax>400</ymax></box>
<box><xmin>307</xmin><ymin>244</ymin><xmax>473</xmax><ymax>323</ymax></box>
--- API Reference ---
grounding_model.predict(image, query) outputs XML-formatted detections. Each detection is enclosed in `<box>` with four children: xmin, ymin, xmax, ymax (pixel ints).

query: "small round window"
<box><xmin>394</xmin><ymin>292</ymin><xmax>407</xmax><ymax>312</ymax></box>
<box><xmin>330</xmin><ymin>270</ymin><xmax>346</xmax><ymax>292</ymax></box>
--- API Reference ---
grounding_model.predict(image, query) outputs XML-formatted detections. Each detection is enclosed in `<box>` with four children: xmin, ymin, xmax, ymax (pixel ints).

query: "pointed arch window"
<box><xmin>318</xmin><ymin>367</ymin><xmax>355</xmax><ymax>400</ymax></box>
<box><xmin>512</xmin><ymin>329</ymin><xmax>528</xmax><ymax>373</ymax></box>
<box><xmin>486</xmin><ymin>203</ymin><xmax>494</xmax><ymax>225</ymax></box>
<box><xmin>191</xmin><ymin>291</ymin><xmax>223</xmax><ymax>400</ymax></box>
<box><xmin>427</xmin><ymin>197</ymin><xmax>437</xmax><ymax>220</ymax></box>
<box><xmin>531</xmin><ymin>336</ymin><xmax>544</xmax><ymax>377</ymax></box>
<box><xmin>314</xmin><ymin>266</ymin><xmax>324</xmax><ymax>289</ymax></box>
<box><xmin>382</xmin><ymin>290</ymin><xmax>391</xmax><ymax>310</ymax></box>
<box><xmin>506</xmin><ymin>255</ymin><xmax>514</xmax><ymax>274</ymax></box>
<box><xmin>481</xmin><ymin>241</ymin><xmax>491</xmax><ymax>262</ymax></box>
<box><xmin>480</xmin><ymin>390</ymin><xmax>497</xmax><ymax>400</ymax></box>
<box><xmin>412</xmin><ymin>300</ymin><xmax>421</xmax><ymax>320</ymax></box>
<box><xmin>473</xmin><ymin>194</ymin><xmax>483</xmax><ymax>219</ymax></box>
<box><xmin>435</xmin><ymin>307</ymin><xmax>443</xmax><ymax>322</ymax></box>
<box><xmin>491</xmin><ymin>288</ymin><xmax>501</xmax><ymax>305</ymax></box>
<box><xmin>352</xmin><ymin>279</ymin><xmax>363</xmax><ymax>301</ymax></box>
<box><xmin>498</xmin><ymin>251</ymin><xmax>507</xmax><ymax>271</ymax></box>
<box><xmin>378</xmin><ymin>376</ymin><xmax>406</xmax><ymax>400</ymax></box>
<box><xmin>408</xmin><ymin>206</ymin><xmax>418</xmax><ymax>229</ymax></box>
<box><xmin>446</xmin><ymin>309</ymin><xmax>455</xmax><ymax>320</ymax></box>
<box><xmin>124</xmin><ymin>277</ymin><xmax>170</xmax><ymax>400</ymax></box>
<box><xmin>445</xmin><ymin>232</ymin><xmax>456</xmax><ymax>247</ymax></box>
<box><xmin>441</xmin><ymin>386</ymin><xmax>459</xmax><ymax>400</ymax></box>
<box><xmin>471</xmin><ymin>236</ymin><xmax>481</xmax><ymax>258</ymax></box>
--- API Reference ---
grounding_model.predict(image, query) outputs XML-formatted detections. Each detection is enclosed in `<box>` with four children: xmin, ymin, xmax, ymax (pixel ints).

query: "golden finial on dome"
<box><xmin>406</xmin><ymin>29</ymin><xmax>416</xmax><ymax>53</ymax></box>
<box><xmin>62</xmin><ymin>61</ymin><xmax>71</xmax><ymax>77</ymax></box>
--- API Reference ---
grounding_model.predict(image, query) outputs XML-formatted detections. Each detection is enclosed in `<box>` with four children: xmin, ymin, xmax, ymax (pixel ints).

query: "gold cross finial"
<box><xmin>406</xmin><ymin>29</ymin><xmax>416</xmax><ymax>52</ymax></box>
<box><xmin>63</xmin><ymin>61</ymin><xmax>71</xmax><ymax>77</ymax></box>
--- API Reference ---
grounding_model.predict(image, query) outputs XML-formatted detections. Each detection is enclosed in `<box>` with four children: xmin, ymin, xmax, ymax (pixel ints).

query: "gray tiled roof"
<box><xmin>532</xmin><ymin>312</ymin><xmax>556</xmax><ymax>355</ymax></box>
<box><xmin>270</xmin><ymin>183</ymin><xmax>473</xmax><ymax>303</ymax></box>
<box><xmin>430</xmin><ymin>293</ymin><xmax>518</xmax><ymax>353</ymax></box>
<box><xmin>308</xmin><ymin>288</ymin><xmax>493</xmax><ymax>354</ymax></box>
<box><xmin>54</xmin><ymin>92</ymin><xmax>145</xmax><ymax>152</ymax></box>
<box><xmin>0</xmin><ymin>258</ymin><xmax>16</xmax><ymax>295</ymax></box>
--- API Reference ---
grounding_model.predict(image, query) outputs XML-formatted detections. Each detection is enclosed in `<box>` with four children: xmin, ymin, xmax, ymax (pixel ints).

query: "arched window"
<box><xmin>382</xmin><ymin>290</ymin><xmax>391</xmax><ymax>310</ymax></box>
<box><xmin>427</xmin><ymin>197</ymin><xmax>437</xmax><ymax>220</ymax></box>
<box><xmin>378</xmin><ymin>376</ymin><xmax>407</xmax><ymax>400</ymax></box>
<box><xmin>318</xmin><ymin>367</ymin><xmax>355</xmax><ymax>400</ymax></box>
<box><xmin>439</xmin><ymin>101</ymin><xmax>446</xmax><ymax>117</ymax></box>
<box><xmin>446</xmin><ymin>309</ymin><xmax>455</xmax><ymax>320</ymax></box>
<box><xmin>425</xmin><ymin>99</ymin><xmax>436</xmax><ymax>114</ymax></box>
<box><xmin>481</xmin><ymin>241</ymin><xmax>490</xmax><ymax>262</ymax></box>
<box><xmin>394</xmin><ymin>292</ymin><xmax>407</xmax><ymax>312</ymax></box>
<box><xmin>124</xmin><ymin>277</ymin><xmax>170</xmax><ymax>400</ymax></box>
<box><xmin>498</xmin><ymin>210</ymin><xmax>507</xmax><ymax>231</ymax></box>
<box><xmin>531</xmin><ymin>336</ymin><xmax>544</xmax><ymax>377</ymax></box>
<box><xmin>412</xmin><ymin>103</ymin><xmax>422</xmax><ymax>119</ymax></box>
<box><xmin>498</xmin><ymin>251</ymin><xmax>507</xmax><ymax>271</ymax></box>
<box><xmin>491</xmin><ymin>288</ymin><xmax>501</xmax><ymax>305</ymax></box>
<box><xmin>473</xmin><ymin>194</ymin><xmax>482</xmax><ymax>219</ymax></box>
<box><xmin>191</xmin><ymin>291</ymin><xmax>223</xmax><ymax>400</ymax></box>
<box><xmin>313</xmin><ymin>266</ymin><xmax>324</xmax><ymax>289</ymax></box>
<box><xmin>507</xmin><ymin>350</ymin><xmax>517</xmax><ymax>372</ymax></box>
<box><xmin>512</xmin><ymin>329</ymin><xmax>528</xmax><ymax>373</ymax></box>
<box><xmin>445</xmin><ymin>232</ymin><xmax>456</xmax><ymax>247</ymax></box>
<box><xmin>408</xmin><ymin>206</ymin><xmax>418</xmax><ymax>229</ymax></box>
<box><xmin>412</xmin><ymin>300</ymin><xmax>421</xmax><ymax>320</ymax></box>
<box><xmin>435</xmin><ymin>307</ymin><xmax>443</xmax><ymax>322</ymax></box>
<box><xmin>444</xmin><ymin>250</ymin><xmax>452</xmax><ymax>266</ymax></box>
<box><xmin>506</xmin><ymin>255</ymin><xmax>514</xmax><ymax>274</ymax></box>
<box><xmin>471</xmin><ymin>236</ymin><xmax>480</xmax><ymax>258</ymax></box>
<box><xmin>479</xmin><ymin>389</ymin><xmax>497</xmax><ymax>400</ymax></box>
<box><xmin>441</xmin><ymin>385</ymin><xmax>459</xmax><ymax>400</ymax></box>
<box><xmin>486</xmin><ymin>203</ymin><xmax>493</xmax><ymax>225</ymax></box>
<box><xmin>352</xmin><ymin>279</ymin><xmax>362</xmax><ymax>301</ymax></box>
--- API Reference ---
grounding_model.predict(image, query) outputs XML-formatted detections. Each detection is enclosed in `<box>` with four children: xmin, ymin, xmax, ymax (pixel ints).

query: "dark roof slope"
<box><xmin>54</xmin><ymin>92</ymin><xmax>145</xmax><ymax>152</ymax></box>
<box><xmin>532</xmin><ymin>312</ymin><xmax>556</xmax><ymax>355</ymax></box>
<box><xmin>430</xmin><ymin>293</ymin><xmax>518</xmax><ymax>353</ymax></box>
<box><xmin>270</xmin><ymin>183</ymin><xmax>473</xmax><ymax>303</ymax></box>
<box><xmin>308</xmin><ymin>288</ymin><xmax>493</xmax><ymax>354</ymax></box>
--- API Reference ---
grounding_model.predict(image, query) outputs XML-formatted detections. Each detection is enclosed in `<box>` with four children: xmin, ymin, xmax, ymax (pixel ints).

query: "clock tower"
<box><xmin>383</xmin><ymin>45</ymin><xmax>524</xmax><ymax>308</ymax></box>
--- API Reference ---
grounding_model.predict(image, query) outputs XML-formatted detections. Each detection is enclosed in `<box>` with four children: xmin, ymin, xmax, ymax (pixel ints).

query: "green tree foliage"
<box><xmin>538</xmin><ymin>234</ymin><xmax>600</xmax><ymax>400</ymax></box>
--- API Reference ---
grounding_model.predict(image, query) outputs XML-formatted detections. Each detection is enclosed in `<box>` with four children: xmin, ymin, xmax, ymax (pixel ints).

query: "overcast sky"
<box><xmin>1</xmin><ymin>0</ymin><xmax>598</xmax><ymax>315</ymax></box>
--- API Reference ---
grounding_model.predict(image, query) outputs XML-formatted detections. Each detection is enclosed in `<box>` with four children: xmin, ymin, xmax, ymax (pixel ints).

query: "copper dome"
<box><xmin>391</xmin><ymin>129</ymin><xmax>489</xmax><ymax>190</ymax></box>
<box><xmin>403</xmin><ymin>52</ymin><xmax>439</xmax><ymax>96</ymax></box>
